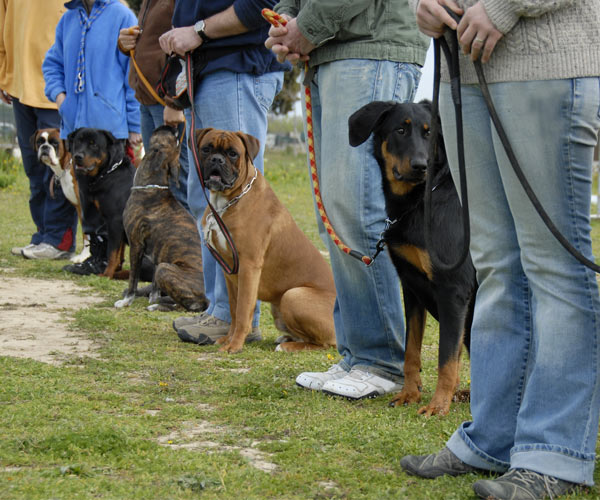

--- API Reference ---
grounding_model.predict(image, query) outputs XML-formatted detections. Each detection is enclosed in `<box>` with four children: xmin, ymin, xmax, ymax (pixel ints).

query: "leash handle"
<box><xmin>424</xmin><ymin>27</ymin><xmax>472</xmax><ymax>273</ymax></box>
<box><xmin>185</xmin><ymin>53</ymin><xmax>240</xmax><ymax>275</ymax></box>
<box><xmin>262</xmin><ymin>8</ymin><xmax>375</xmax><ymax>266</ymax></box>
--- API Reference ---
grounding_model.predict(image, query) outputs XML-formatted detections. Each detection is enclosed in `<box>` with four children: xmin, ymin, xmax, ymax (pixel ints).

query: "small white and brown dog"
<box><xmin>31</xmin><ymin>128</ymin><xmax>90</xmax><ymax>263</ymax></box>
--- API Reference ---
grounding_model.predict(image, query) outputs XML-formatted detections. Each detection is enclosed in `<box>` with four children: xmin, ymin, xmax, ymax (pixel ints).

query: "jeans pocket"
<box><xmin>254</xmin><ymin>75</ymin><xmax>281</xmax><ymax>112</ymax></box>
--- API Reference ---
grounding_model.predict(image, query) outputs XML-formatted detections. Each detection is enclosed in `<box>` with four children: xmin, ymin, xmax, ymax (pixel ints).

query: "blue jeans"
<box><xmin>304</xmin><ymin>59</ymin><xmax>421</xmax><ymax>380</ymax></box>
<box><xmin>140</xmin><ymin>103</ymin><xmax>190</xmax><ymax>211</ymax></box>
<box><xmin>12</xmin><ymin>98</ymin><xmax>77</xmax><ymax>251</ymax></box>
<box><xmin>440</xmin><ymin>79</ymin><xmax>600</xmax><ymax>485</ymax></box>
<box><xmin>185</xmin><ymin>70</ymin><xmax>284</xmax><ymax>327</ymax></box>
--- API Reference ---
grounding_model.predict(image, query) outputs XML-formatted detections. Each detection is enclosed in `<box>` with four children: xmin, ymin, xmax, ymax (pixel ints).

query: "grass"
<box><xmin>1</xmin><ymin>149</ymin><xmax>600</xmax><ymax>499</ymax></box>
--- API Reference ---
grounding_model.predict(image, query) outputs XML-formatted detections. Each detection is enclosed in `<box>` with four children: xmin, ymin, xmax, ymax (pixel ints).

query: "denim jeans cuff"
<box><xmin>447</xmin><ymin>425</ymin><xmax>509</xmax><ymax>473</ymax></box>
<box><xmin>511</xmin><ymin>447</ymin><xmax>596</xmax><ymax>486</ymax></box>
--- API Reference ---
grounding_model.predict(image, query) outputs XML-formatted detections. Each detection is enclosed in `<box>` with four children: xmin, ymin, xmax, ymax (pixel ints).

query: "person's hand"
<box><xmin>128</xmin><ymin>131</ymin><xmax>142</xmax><ymax>146</ymax></box>
<box><xmin>56</xmin><ymin>92</ymin><xmax>66</xmax><ymax>109</ymax></box>
<box><xmin>0</xmin><ymin>89</ymin><xmax>12</xmax><ymax>105</ymax></box>
<box><xmin>457</xmin><ymin>1</ymin><xmax>503</xmax><ymax>63</ymax></box>
<box><xmin>265</xmin><ymin>17</ymin><xmax>314</xmax><ymax>64</ymax></box>
<box><xmin>159</xmin><ymin>26</ymin><xmax>202</xmax><ymax>57</ymax></box>
<box><xmin>119</xmin><ymin>25</ymin><xmax>140</xmax><ymax>51</ymax></box>
<box><xmin>415</xmin><ymin>0</ymin><xmax>463</xmax><ymax>38</ymax></box>
<box><xmin>163</xmin><ymin>106</ymin><xmax>185</xmax><ymax>128</ymax></box>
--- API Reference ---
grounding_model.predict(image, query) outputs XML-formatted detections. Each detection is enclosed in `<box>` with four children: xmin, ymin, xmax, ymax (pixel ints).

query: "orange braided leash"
<box><xmin>262</xmin><ymin>9</ymin><xmax>373</xmax><ymax>266</ymax></box>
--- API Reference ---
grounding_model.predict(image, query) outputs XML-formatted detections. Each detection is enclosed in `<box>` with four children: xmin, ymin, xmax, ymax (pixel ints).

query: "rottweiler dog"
<box><xmin>68</xmin><ymin>127</ymin><xmax>135</xmax><ymax>279</ymax></box>
<box><xmin>349</xmin><ymin>100</ymin><xmax>476</xmax><ymax>416</ymax></box>
<box><xmin>115</xmin><ymin>126</ymin><xmax>208</xmax><ymax>312</ymax></box>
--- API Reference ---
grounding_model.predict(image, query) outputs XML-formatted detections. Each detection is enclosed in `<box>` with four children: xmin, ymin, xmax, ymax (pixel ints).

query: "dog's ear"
<box><xmin>29</xmin><ymin>130</ymin><xmax>39</xmax><ymax>150</ymax></box>
<box><xmin>236</xmin><ymin>132</ymin><xmax>260</xmax><ymax>162</ymax></box>
<box><xmin>348</xmin><ymin>101</ymin><xmax>397</xmax><ymax>147</ymax></box>
<box><xmin>66</xmin><ymin>128</ymin><xmax>80</xmax><ymax>153</ymax></box>
<box><xmin>192</xmin><ymin>128</ymin><xmax>214</xmax><ymax>151</ymax></box>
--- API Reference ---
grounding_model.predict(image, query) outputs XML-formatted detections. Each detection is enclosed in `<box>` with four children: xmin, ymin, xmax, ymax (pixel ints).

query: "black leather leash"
<box><xmin>427</xmin><ymin>9</ymin><xmax>600</xmax><ymax>274</ymax></box>
<box><xmin>185</xmin><ymin>53</ymin><xmax>240</xmax><ymax>275</ymax></box>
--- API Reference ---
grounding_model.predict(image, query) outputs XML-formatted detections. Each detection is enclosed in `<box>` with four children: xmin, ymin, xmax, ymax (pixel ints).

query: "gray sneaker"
<box><xmin>11</xmin><ymin>243</ymin><xmax>36</xmax><ymax>256</ymax></box>
<box><xmin>400</xmin><ymin>446</ymin><xmax>483</xmax><ymax>479</ymax></box>
<box><xmin>472</xmin><ymin>469</ymin><xmax>579</xmax><ymax>500</ymax></box>
<box><xmin>22</xmin><ymin>242</ymin><xmax>74</xmax><ymax>260</ymax></box>
<box><xmin>177</xmin><ymin>314</ymin><xmax>262</xmax><ymax>345</ymax></box>
<box><xmin>172</xmin><ymin>311</ymin><xmax>208</xmax><ymax>332</ymax></box>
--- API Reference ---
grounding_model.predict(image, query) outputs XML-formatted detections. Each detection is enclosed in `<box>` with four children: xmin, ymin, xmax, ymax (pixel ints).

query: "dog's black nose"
<box><xmin>411</xmin><ymin>161</ymin><xmax>427</xmax><ymax>173</ymax></box>
<box><xmin>74</xmin><ymin>153</ymin><xmax>84</xmax><ymax>163</ymax></box>
<box><xmin>209</xmin><ymin>154</ymin><xmax>226</xmax><ymax>167</ymax></box>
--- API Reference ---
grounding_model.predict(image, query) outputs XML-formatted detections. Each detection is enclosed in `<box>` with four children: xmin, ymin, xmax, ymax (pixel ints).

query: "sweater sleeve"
<box><xmin>119</xmin><ymin>10</ymin><xmax>141</xmax><ymax>134</ymax></box>
<box><xmin>294</xmin><ymin>0</ymin><xmax>373</xmax><ymax>46</ymax></box>
<box><xmin>482</xmin><ymin>0</ymin><xmax>577</xmax><ymax>34</ymax></box>
<box><xmin>42</xmin><ymin>17</ymin><xmax>66</xmax><ymax>103</ymax></box>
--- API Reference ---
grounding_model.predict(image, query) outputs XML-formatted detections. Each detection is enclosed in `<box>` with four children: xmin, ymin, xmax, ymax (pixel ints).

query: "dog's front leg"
<box><xmin>390</xmin><ymin>289</ymin><xmax>426</xmax><ymax>408</ymax></box>
<box><xmin>114</xmin><ymin>241</ymin><xmax>144</xmax><ymax>308</ymax></box>
<box><xmin>218</xmin><ymin>267</ymin><xmax>260</xmax><ymax>354</ymax></box>
<box><xmin>417</xmin><ymin>296</ymin><xmax>465</xmax><ymax>417</ymax></box>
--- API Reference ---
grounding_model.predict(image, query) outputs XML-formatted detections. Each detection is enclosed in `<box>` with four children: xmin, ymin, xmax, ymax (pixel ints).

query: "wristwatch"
<box><xmin>194</xmin><ymin>20</ymin><xmax>211</xmax><ymax>43</ymax></box>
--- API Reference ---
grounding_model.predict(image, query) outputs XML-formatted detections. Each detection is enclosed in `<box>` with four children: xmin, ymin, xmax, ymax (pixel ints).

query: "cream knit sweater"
<box><xmin>410</xmin><ymin>0</ymin><xmax>600</xmax><ymax>83</ymax></box>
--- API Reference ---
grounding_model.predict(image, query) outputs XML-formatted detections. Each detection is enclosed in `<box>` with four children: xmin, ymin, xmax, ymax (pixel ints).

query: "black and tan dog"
<box><xmin>196</xmin><ymin>128</ymin><xmax>337</xmax><ymax>353</ymax></box>
<box><xmin>32</xmin><ymin>128</ymin><xmax>91</xmax><ymax>263</ymax></box>
<box><xmin>68</xmin><ymin>127</ymin><xmax>135</xmax><ymax>279</ymax></box>
<box><xmin>349</xmin><ymin>101</ymin><xmax>476</xmax><ymax>416</ymax></box>
<box><xmin>115</xmin><ymin>126</ymin><xmax>208</xmax><ymax>312</ymax></box>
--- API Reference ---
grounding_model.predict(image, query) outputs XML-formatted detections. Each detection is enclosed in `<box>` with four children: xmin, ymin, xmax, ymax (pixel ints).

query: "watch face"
<box><xmin>194</xmin><ymin>20</ymin><xmax>205</xmax><ymax>33</ymax></box>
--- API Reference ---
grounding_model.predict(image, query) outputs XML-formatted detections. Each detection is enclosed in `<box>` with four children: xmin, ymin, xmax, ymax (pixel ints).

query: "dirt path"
<box><xmin>0</xmin><ymin>274</ymin><xmax>104</xmax><ymax>365</ymax></box>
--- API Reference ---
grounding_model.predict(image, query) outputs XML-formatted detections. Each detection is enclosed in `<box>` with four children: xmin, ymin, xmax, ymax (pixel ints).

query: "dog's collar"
<box><xmin>206</xmin><ymin>166</ymin><xmax>258</xmax><ymax>222</ymax></box>
<box><xmin>131</xmin><ymin>184</ymin><xmax>170</xmax><ymax>191</ymax></box>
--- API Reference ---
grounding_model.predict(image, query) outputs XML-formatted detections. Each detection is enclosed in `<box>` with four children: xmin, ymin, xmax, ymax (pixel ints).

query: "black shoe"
<box><xmin>400</xmin><ymin>446</ymin><xmax>484</xmax><ymax>479</ymax></box>
<box><xmin>472</xmin><ymin>469</ymin><xmax>580</xmax><ymax>499</ymax></box>
<box><xmin>63</xmin><ymin>256</ymin><xmax>107</xmax><ymax>275</ymax></box>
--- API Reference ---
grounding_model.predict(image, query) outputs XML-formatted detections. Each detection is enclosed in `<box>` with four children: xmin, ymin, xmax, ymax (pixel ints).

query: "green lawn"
<box><xmin>0</xmin><ymin>149</ymin><xmax>599</xmax><ymax>499</ymax></box>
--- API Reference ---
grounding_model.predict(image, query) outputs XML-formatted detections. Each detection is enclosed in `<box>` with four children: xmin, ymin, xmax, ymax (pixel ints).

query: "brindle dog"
<box><xmin>115</xmin><ymin>126</ymin><xmax>208</xmax><ymax>312</ymax></box>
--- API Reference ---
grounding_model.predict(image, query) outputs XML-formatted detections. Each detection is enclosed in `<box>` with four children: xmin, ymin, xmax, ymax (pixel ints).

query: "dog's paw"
<box><xmin>114</xmin><ymin>294</ymin><xmax>135</xmax><ymax>308</ymax></box>
<box><xmin>146</xmin><ymin>303</ymin><xmax>161</xmax><ymax>311</ymax></box>
<box><xmin>388</xmin><ymin>387</ymin><xmax>422</xmax><ymax>408</ymax></box>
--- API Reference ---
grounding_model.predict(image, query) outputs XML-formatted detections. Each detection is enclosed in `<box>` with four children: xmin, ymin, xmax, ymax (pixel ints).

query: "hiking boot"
<box><xmin>177</xmin><ymin>314</ymin><xmax>262</xmax><ymax>345</ymax></box>
<box><xmin>62</xmin><ymin>255</ymin><xmax>107</xmax><ymax>275</ymax></box>
<box><xmin>472</xmin><ymin>469</ymin><xmax>579</xmax><ymax>499</ymax></box>
<box><xmin>11</xmin><ymin>243</ymin><xmax>36</xmax><ymax>256</ymax></box>
<box><xmin>172</xmin><ymin>311</ymin><xmax>208</xmax><ymax>332</ymax></box>
<box><xmin>22</xmin><ymin>242</ymin><xmax>74</xmax><ymax>260</ymax></box>
<box><xmin>321</xmin><ymin>367</ymin><xmax>403</xmax><ymax>400</ymax></box>
<box><xmin>400</xmin><ymin>446</ymin><xmax>483</xmax><ymax>479</ymax></box>
<box><xmin>295</xmin><ymin>363</ymin><xmax>347</xmax><ymax>391</ymax></box>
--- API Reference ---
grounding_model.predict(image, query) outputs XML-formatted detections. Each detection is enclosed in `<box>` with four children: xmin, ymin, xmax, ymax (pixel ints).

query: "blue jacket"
<box><xmin>43</xmin><ymin>0</ymin><xmax>140</xmax><ymax>139</ymax></box>
<box><xmin>172</xmin><ymin>0</ymin><xmax>289</xmax><ymax>77</ymax></box>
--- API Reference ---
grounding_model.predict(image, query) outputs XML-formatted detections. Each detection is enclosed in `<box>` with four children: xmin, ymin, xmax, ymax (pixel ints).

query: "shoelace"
<box><xmin>505</xmin><ymin>469</ymin><xmax>561</xmax><ymax>500</ymax></box>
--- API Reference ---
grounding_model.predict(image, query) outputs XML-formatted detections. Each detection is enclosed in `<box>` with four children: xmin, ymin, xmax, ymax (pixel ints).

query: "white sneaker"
<box><xmin>11</xmin><ymin>243</ymin><xmax>36</xmax><ymax>256</ymax></box>
<box><xmin>322</xmin><ymin>367</ymin><xmax>403</xmax><ymax>400</ymax></box>
<box><xmin>22</xmin><ymin>242</ymin><xmax>74</xmax><ymax>260</ymax></box>
<box><xmin>295</xmin><ymin>363</ymin><xmax>348</xmax><ymax>391</ymax></box>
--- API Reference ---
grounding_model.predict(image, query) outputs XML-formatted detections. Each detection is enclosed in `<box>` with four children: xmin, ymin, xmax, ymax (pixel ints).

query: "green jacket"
<box><xmin>274</xmin><ymin>0</ymin><xmax>429</xmax><ymax>68</ymax></box>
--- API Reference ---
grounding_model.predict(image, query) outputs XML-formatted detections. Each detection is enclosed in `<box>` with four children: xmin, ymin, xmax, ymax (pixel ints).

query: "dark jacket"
<box><xmin>171</xmin><ymin>0</ymin><xmax>289</xmax><ymax>77</ymax></box>
<box><xmin>119</xmin><ymin>0</ymin><xmax>181</xmax><ymax>109</ymax></box>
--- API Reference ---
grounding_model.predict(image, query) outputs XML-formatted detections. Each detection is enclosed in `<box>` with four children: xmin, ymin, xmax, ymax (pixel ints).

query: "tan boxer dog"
<box><xmin>196</xmin><ymin>128</ymin><xmax>337</xmax><ymax>353</ymax></box>
<box><xmin>31</xmin><ymin>128</ymin><xmax>90</xmax><ymax>263</ymax></box>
